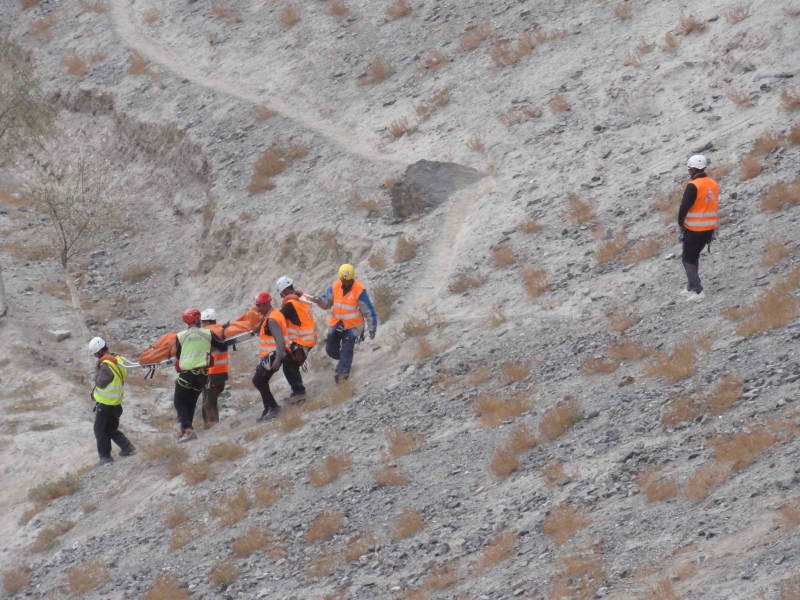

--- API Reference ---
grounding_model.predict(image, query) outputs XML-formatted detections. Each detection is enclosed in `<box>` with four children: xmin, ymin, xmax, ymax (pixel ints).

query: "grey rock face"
<box><xmin>391</xmin><ymin>160</ymin><xmax>484</xmax><ymax>219</ymax></box>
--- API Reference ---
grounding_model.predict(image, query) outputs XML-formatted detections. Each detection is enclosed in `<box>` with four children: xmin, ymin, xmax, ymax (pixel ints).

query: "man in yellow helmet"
<box><xmin>310</xmin><ymin>264</ymin><xmax>377</xmax><ymax>383</ymax></box>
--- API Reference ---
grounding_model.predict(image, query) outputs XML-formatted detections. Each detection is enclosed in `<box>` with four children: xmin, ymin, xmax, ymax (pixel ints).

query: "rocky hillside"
<box><xmin>1</xmin><ymin>0</ymin><xmax>799</xmax><ymax>598</ymax></box>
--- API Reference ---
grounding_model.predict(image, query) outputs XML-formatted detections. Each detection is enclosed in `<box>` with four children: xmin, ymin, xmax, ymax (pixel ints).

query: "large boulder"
<box><xmin>391</xmin><ymin>160</ymin><xmax>484</xmax><ymax>219</ymax></box>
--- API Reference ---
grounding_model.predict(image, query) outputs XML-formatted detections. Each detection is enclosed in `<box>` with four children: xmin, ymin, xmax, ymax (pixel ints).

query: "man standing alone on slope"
<box><xmin>678</xmin><ymin>154</ymin><xmax>719</xmax><ymax>301</ymax></box>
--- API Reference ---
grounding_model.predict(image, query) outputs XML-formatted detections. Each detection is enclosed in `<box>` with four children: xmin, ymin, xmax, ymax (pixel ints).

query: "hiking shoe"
<box><xmin>334</xmin><ymin>372</ymin><xmax>349</xmax><ymax>384</ymax></box>
<box><xmin>98</xmin><ymin>457</ymin><xmax>114</xmax><ymax>466</ymax></box>
<box><xmin>177</xmin><ymin>429</ymin><xmax>197</xmax><ymax>443</ymax></box>
<box><xmin>119</xmin><ymin>444</ymin><xmax>137</xmax><ymax>457</ymax></box>
<box><xmin>679</xmin><ymin>288</ymin><xmax>693</xmax><ymax>297</ymax></box>
<box><xmin>174</xmin><ymin>428</ymin><xmax>185</xmax><ymax>440</ymax></box>
<box><xmin>286</xmin><ymin>390</ymin><xmax>306</xmax><ymax>404</ymax></box>
<box><xmin>257</xmin><ymin>406</ymin><xmax>281</xmax><ymax>422</ymax></box>
<box><xmin>686</xmin><ymin>291</ymin><xmax>705</xmax><ymax>302</ymax></box>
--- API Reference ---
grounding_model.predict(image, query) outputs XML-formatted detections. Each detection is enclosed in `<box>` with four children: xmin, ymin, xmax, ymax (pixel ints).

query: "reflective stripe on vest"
<box><xmin>328</xmin><ymin>280</ymin><xmax>366</xmax><ymax>329</ymax></box>
<box><xmin>259</xmin><ymin>309</ymin><xmax>289</xmax><ymax>358</ymax></box>
<box><xmin>208</xmin><ymin>349</ymin><xmax>229</xmax><ymax>375</ymax></box>
<box><xmin>93</xmin><ymin>359</ymin><xmax>127</xmax><ymax>406</ymax></box>
<box><xmin>286</xmin><ymin>298</ymin><xmax>317</xmax><ymax>348</ymax></box>
<box><xmin>177</xmin><ymin>328</ymin><xmax>213</xmax><ymax>371</ymax></box>
<box><xmin>684</xmin><ymin>177</ymin><xmax>719</xmax><ymax>232</ymax></box>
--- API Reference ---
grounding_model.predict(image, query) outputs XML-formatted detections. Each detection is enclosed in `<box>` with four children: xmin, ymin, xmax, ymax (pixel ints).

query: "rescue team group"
<box><xmin>88</xmin><ymin>264</ymin><xmax>378</xmax><ymax>464</ymax></box>
<box><xmin>86</xmin><ymin>155</ymin><xmax>719</xmax><ymax>464</ymax></box>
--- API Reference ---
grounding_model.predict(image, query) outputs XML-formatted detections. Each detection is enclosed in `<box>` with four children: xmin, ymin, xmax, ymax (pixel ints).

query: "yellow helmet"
<box><xmin>338</xmin><ymin>264</ymin><xmax>355</xmax><ymax>280</ymax></box>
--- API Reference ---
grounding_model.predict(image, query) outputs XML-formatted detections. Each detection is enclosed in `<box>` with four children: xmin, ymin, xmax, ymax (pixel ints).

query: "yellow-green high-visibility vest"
<box><xmin>93</xmin><ymin>358</ymin><xmax>127</xmax><ymax>406</ymax></box>
<box><xmin>176</xmin><ymin>327</ymin><xmax>212</xmax><ymax>371</ymax></box>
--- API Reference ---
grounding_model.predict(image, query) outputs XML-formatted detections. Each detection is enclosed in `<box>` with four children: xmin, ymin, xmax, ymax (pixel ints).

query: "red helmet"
<box><xmin>182</xmin><ymin>308</ymin><xmax>201</xmax><ymax>324</ymax></box>
<box><xmin>254</xmin><ymin>291</ymin><xmax>272</xmax><ymax>305</ymax></box>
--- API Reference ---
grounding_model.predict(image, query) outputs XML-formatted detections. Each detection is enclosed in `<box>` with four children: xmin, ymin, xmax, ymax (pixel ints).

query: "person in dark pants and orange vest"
<box><xmin>311</xmin><ymin>264</ymin><xmax>377</xmax><ymax>383</ymax></box>
<box><xmin>678</xmin><ymin>154</ymin><xmax>719</xmax><ymax>302</ymax></box>
<box><xmin>250</xmin><ymin>292</ymin><xmax>289</xmax><ymax>421</ymax></box>
<box><xmin>89</xmin><ymin>336</ymin><xmax>136</xmax><ymax>465</ymax></box>
<box><xmin>174</xmin><ymin>308</ymin><xmax>229</xmax><ymax>443</ymax></box>
<box><xmin>200</xmin><ymin>308</ymin><xmax>227</xmax><ymax>428</ymax></box>
<box><xmin>275</xmin><ymin>276</ymin><xmax>317</xmax><ymax>401</ymax></box>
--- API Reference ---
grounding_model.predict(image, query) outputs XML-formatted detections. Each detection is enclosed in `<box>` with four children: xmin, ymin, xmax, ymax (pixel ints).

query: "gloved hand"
<box><xmin>369</xmin><ymin>331</ymin><xmax>375</xmax><ymax>340</ymax></box>
<box><xmin>174</xmin><ymin>360</ymin><xmax>181</xmax><ymax>373</ymax></box>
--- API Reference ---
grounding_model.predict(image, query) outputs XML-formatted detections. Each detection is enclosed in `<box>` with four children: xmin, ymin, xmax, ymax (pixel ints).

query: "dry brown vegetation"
<box><xmin>309</xmin><ymin>450</ymin><xmax>353</xmax><ymax>486</ymax></box>
<box><xmin>381</xmin><ymin>428</ymin><xmax>423</xmax><ymax>461</ymax></box>
<box><xmin>722</xmin><ymin>267</ymin><xmax>800</xmax><ymax>336</ymax></box>
<box><xmin>486</xmin><ymin>303</ymin><xmax>507</xmax><ymax>327</ymax></box>
<box><xmin>476</xmin><ymin>530</ymin><xmax>516</xmax><ymax>571</ymax></box>
<box><xmin>726</xmin><ymin>2</ymin><xmax>750</xmax><ymax>24</ymax></box>
<box><xmin>371</xmin><ymin>283</ymin><xmax>396</xmax><ymax>322</ymax></box>
<box><xmin>608</xmin><ymin>311</ymin><xmax>633</xmax><ymax>333</ymax></box>
<box><xmin>376</xmin><ymin>466</ymin><xmax>410</xmax><ymax>486</ymax></box>
<box><xmin>144</xmin><ymin>440</ymin><xmax>188</xmax><ymax>464</ymax></box>
<box><xmin>80</xmin><ymin>0</ymin><xmax>107</xmax><ymax>12</ymax></box>
<box><xmin>502</xmin><ymin>360</ymin><xmax>530</xmax><ymax>382</ymax></box>
<box><xmin>386</xmin><ymin>0</ymin><xmax>411</xmax><ymax>20</ymax></box>
<box><xmin>306</xmin><ymin>550</ymin><xmax>337</xmax><ymax>578</ymax></box>
<box><xmin>358</xmin><ymin>56</ymin><xmax>392</xmax><ymax>85</ymax></box>
<box><xmin>31</xmin><ymin>15</ymin><xmax>55</xmax><ymax>39</ymax></box>
<box><xmin>790</xmin><ymin>123</ymin><xmax>800</xmax><ymax>145</ymax></box>
<box><xmin>739</xmin><ymin>155</ymin><xmax>762</xmax><ymax>181</ymax></box>
<box><xmin>248</xmin><ymin>138</ymin><xmax>309</xmax><ymax>194</ymax></box>
<box><xmin>209</xmin><ymin>488</ymin><xmax>250</xmax><ymax>527</ymax></box>
<box><xmin>253</xmin><ymin>475</ymin><xmax>290</xmax><ymax>507</ymax></box>
<box><xmin>775</xmin><ymin>503</ymin><xmax>800</xmax><ymax>528</ymax></box>
<box><xmin>761</xmin><ymin>178</ymin><xmax>800</xmax><ymax>213</ymax></box>
<box><xmin>621</xmin><ymin>235</ymin><xmax>664</xmax><ymax>265</ymax></box>
<box><xmin>128</xmin><ymin>50</ymin><xmax>151</xmax><ymax>75</ymax></box>
<box><xmin>30</xmin><ymin>520</ymin><xmax>75</xmax><ymax>553</ymax></box>
<box><xmin>121</xmin><ymin>263</ymin><xmax>160</xmax><ymax>283</ymax></box>
<box><xmin>449</xmin><ymin>272</ymin><xmax>486</xmax><ymax>294</ymax></box>
<box><xmin>388</xmin><ymin>117</ymin><xmax>412</xmax><ymax>139</ymax></box>
<box><xmin>369</xmin><ymin>251</ymin><xmax>388</xmax><ymax>270</ymax></box>
<box><xmin>542</xmin><ymin>460</ymin><xmax>567</xmax><ymax>488</ymax></box>
<box><xmin>392</xmin><ymin>507</ymin><xmax>424</xmax><ymax>540</ymax></box>
<box><xmin>727</xmin><ymin>88</ymin><xmax>752</xmax><ymax>108</ymax></box>
<box><xmin>20</xmin><ymin>0</ymin><xmax>41</xmax><ymax>8</ymax></box>
<box><xmin>651</xmin><ymin>184</ymin><xmax>683</xmax><ymax>223</ymax></box>
<box><xmin>551</xmin><ymin>553</ymin><xmax>606</xmax><ymax>599</ymax></box>
<box><xmin>278</xmin><ymin>405</ymin><xmax>306</xmax><ymax>432</ymax></box>
<box><xmin>499</xmin><ymin>105</ymin><xmax>540</xmax><ymax>126</ymax></box>
<box><xmin>419</xmin><ymin>50</ymin><xmax>447</xmax><ymax>70</ymax></box>
<box><xmin>306</xmin><ymin>509</ymin><xmax>343</xmax><ymax>544</ymax></box>
<box><xmin>416</xmin><ymin>87</ymin><xmax>451</xmax><ymax>122</ymax></box>
<box><xmin>278</xmin><ymin>4</ymin><xmax>300</xmax><ymax>28</ymax></box>
<box><xmin>623</xmin><ymin>50</ymin><xmax>642</xmax><ymax>68</ymax></box>
<box><xmin>636</xmin><ymin>468</ymin><xmax>678</xmax><ymax>502</ymax></box>
<box><xmin>613</xmin><ymin>2</ymin><xmax>632</xmax><ymax>19</ymax></box>
<box><xmin>521</xmin><ymin>266</ymin><xmax>551</xmax><ymax>299</ymax></box>
<box><xmin>469</xmin><ymin>364</ymin><xmax>492</xmax><ymax>385</ymax></box>
<box><xmin>2</xmin><ymin>565</ymin><xmax>31</xmax><ymax>594</ymax></box>
<box><xmin>762</xmin><ymin>239</ymin><xmax>793</xmax><ymax>266</ymax></box>
<box><xmin>781</xmin><ymin>88</ymin><xmax>800</xmax><ymax>112</ymax></box>
<box><xmin>548</xmin><ymin>92</ymin><xmax>569</xmax><ymax>113</ymax></box>
<box><xmin>644</xmin><ymin>336</ymin><xmax>710</xmax><ymax>383</ymax></box>
<box><xmin>707</xmin><ymin>157</ymin><xmax>733</xmax><ymax>180</ymax></box>
<box><xmin>458</xmin><ymin>21</ymin><xmax>491</xmax><ymax>52</ymax></box>
<box><xmin>165</xmin><ymin>507</ymin><xmax>190</xmax><ymax>529</ymax></box>
<box><xmin>328</xmin><ymin>0</ymin><xmax>347</xmax><ymax>16</ymax></box>
<box><xmin>490</xmin><ymin>424</ymin><xmax>537</xmax><ymax>479</ymax></box>
<box><xmin>609</xmin><ymin>338</ymin><xmax>653</xmax><ymax>362</ymax></box>
<box><xmin>489</xmin><ymin>31</ymin><xmax>534</xmax><ymax>68</ymax></box>
<box><xmin>595</xmin><ymin>231</ymin><xmax>628</xmax><ymax>263</ymax></box>
<box><xmin>61</xmin><ymin>52</ymin><xmax>87</xmax><ymax>77</ymax></box>
<box><xmin>581</xmin><ymin>356</ymin><xmax>620</xmax><ymax>375</ymax></box>
<box><xmin>255</xmin><ymin>106</ymin><xmax>277</xmax><ymax>121</ymax></box>
<box><xmin>493</xmin><ymin>244</ymin><xmax>516</xmax><ymax>266</ymax></box>
<box><xmin>565</xmin><ymin>192</ymin><xmax>595</xmax><ymax>225</ymax></box>
<box><xmin>180</xmin><ymin>461</ymin><xmax>212</xmax><ymax>485</ymax></box>
<box><xmin>145</xmin><ymin>574</ymin><xmax>189</xmax><ymax>600</ymax></box>
<box><xmin>707</xmin><ymin>374</ymin><xmax>744</xmax><ymax>414</ymax></box>
<box><xmin>29</xmin><ymin>473</ymin><xmax>81</xmax><ymax>505</ymax></box>
<box><xmin>82</xmin><ymin>501</ymin><xmax>97</xmax><ymax>514</ymax></box>
<box><xmin>211</xmin><ymin>1</ymin><xmax>242</xmax><ymax>23</ymax></box>
<box><xmin>676</xmin><ymin>13</ymin><xmax>708</xmax><ymax>34</ymax></box>
<box><xmin>143</xmin><ymin>9</ymin><xmax>161</xmax><ymax>24</ymax></box>
<box><xmin>206</xmin><ymin>441</ymin><xmax>245</xmax><ymax>464</ymax></box>
<box><xmin>474</xmin><ymin>393</ymin><xmax>531</xmax><ymax>426</ymax></box>
<box><xmin>67</xmin><ymin>560</ymin><xmax>109</xmax><ymax>595</ymax></box>
<box><xmin>344</xmin><ymin>531</ymin><xmax>377</xmax><ymax>563</ymax></box>
<box><xmin>539</xmin><ymin>396</ymin><xmax>582</xmax><ymax>441</ymax></box>
<box><xmin>541</xmin><ymin>503</ymin><xmax>591</xmax><ymax>546</ymax></box>
<box><xmin>168</xmin><ymin>523</ymin><xmax>205</xmax><ymax>550</ymax></box>
<box><xmin>395</xmin><ymin>235</ymin><xmax>420</xmax><ymax>262</ymax></box>
<box><xmin>660</xmin><ymin>31</ymin><xmax>678</xmax><ymax>52</ymax></box>
<box><xmin>208</xmin><ymin>560</ymin><xmax>238</xmax><ymax>587</ymax></box>
<box><xmin>752</xmin><ymin>131</ymin><xmax>783</xmax><ymax>156</ymax></box>
<box><xmin>466</xmin><ymin>132</ymin><xmax>486</xmax><ymax>152</ymax></box>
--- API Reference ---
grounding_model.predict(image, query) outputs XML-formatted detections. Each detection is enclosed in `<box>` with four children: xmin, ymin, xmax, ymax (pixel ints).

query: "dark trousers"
<box><xmin>201</xmin><ymin>374</ymin><xmax>226</xmax><ymax>425</ymax></box>
<box><xmin>282</xmin><ymin>352</ymin><xmax>306</xmax><ymax>394</ymax></box>
<box><xmin>325</xmin><ymin>328</ymin><xmax>356</xmax><ymax>375</ymax></box>
<box><xmin>682</xmin><ymin>229</ymin><xmax>714</xmax><ymax>292</ymax></box>
<box><xmin>94</xmin><ymin>403</ymin><xmax>132</xmax><ymax>459</ymax></box>
<box><xmin>252</xmin><ymin>362</ymin><xmax>278</xmax><ymax>411</ymax></box>
<box><xmin>174</xmin><ymin>370</ymin><xmax>207</xmax><ymax>431</ymax></box>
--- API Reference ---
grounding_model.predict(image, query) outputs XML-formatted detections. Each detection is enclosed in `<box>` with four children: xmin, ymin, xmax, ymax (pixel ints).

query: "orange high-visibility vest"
<box><xmin>284</xmin><ymin>297</ymin><xmax>317</xmax><ymax>348</ymax></box>
<box><xmin>259</xmin><ymin>309</ymin><xmax>289</xmax><ymax>358</ymax></box>
<box><xmin>684</xmin><ymin>176</ymin><xmax>719</xmax><ymax>232</ymax></box>
<box><xmin>208</xmin><ymin>347</ymin><xmax>228</xmax><ymax>375</ymax></box>
<box><xmin>328</xmin><ymin>280</ymin><xmax>365</xmax><ymax>329</ymax></box>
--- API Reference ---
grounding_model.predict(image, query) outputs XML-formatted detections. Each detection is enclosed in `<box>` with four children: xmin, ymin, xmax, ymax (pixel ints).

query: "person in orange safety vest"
<box><xmin>276</xmin><ymin>276</ymin><xmax>317</xmax><ymax>402</ymax></box>
<box><xmin>200</xmin><ymin>308</ymin><xmax>227</xmax><ymax>427</ymax></box>
<box><xmin>250</xmin><ymin>292</ymin><xmax>289</xmax><ymax>422</ymax></box>
<box><xmin>678</xmin><ymin>154</ymin><xmax>718</xmax><ymax>301</ymax></box>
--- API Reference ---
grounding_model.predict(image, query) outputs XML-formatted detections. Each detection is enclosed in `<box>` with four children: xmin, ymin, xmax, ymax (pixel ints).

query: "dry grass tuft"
<box><xmin>469</xmin><ymin>364</ymin><xmax>492</xmax><ymax>385</ymax></box>
<box><xmin>636</xmin><ymin>468</ymin><xmax>678</xmax><ymax>502</ymax></box>
<box><xmin>662</xmin><ymin>393</ymin><xmax>703</xmax><ymax>427</ymax></box>
<box><xmin>208</xmin><ymin>560</ymin><xmax>238</xmax><ymax>587</ymax></box>
<box><xmin>165</xmin><ymin>507</ymin><xmax>190</xmax><ymax>529</ymax></box>
<box><xmin>541</xmin><ymin>504</ymin><xmax>591</xmax><ymax>546</ymax></box>
<box><xmin>209</xmin><ymin>488</ymin><xmax>250</xmax><ymax>527</ymax></box>
<box><xmin>181</xmin><ymin>461</ymin><xmax>212</xmax><ymax>485</ymax></box>
<box><xmin>489</xmin><ymin>31</ymin><xmax>535</xmax><ymax>68</ymax></box>
<box><xmin>727</xmin><ymin>2</ymin><xmax>750</xmax><ymax>24</ymax></box>
<box><xmin>231</xmin><ymin>527</ymin><xmax>273</xmax><ymax>558</ymax></box>
<box><xmin>493</xmin><ymin>244</ymin><xmax>516</xmax><ymax>266</ymax></box>
<box><xmin>707</xmin><ymin>157</ymin><xmax>733</xmax><ymax>181</ymax></box>
<box><xmin>420</xmin><ymin>50</ymin><xmax>447</xmax><ymax>70</ymax></box>
<box><xmin>613</xmin><ymin>2</ymin><xmax>632</xmax><ymax>20</ymax></box>
<box><xmin>416</xmin><ymin>87</ymin><xmax>451</xmax><ymax>122</ymax></box>
<box><xmin>388</xmin><ymin>117</ymin><xmax>412</xmax><ymax>139</ymax></box>
<box><xmin>395</xmin><ymin>235</ymin><xmax>420</xmax><ymax>262</ymax></box>
<box><xmin>477</xmin><ymin>530</ymin><xmax>516</xmax><ymax>571</ymax></box>
<box><xmin>643</xmin><ymin>579</ymin><xmax>680</xmax><ymax>599</ymax></box>
<box><xmin>306</xmin><ymin>550</ymin><xmax>337</xmax><ymax>578</ymax></box>
<box><xmin>781</xmin><ymin>88</ymin><xmax>800</xmax><ymax>112</ymax></box>
<box><xmin>707</xmin><ymin>374</ymin><xmax>744</xmax><ymax>414</ymax></box>
<box><xmin>143</xmin><ymin>9</ymin><xmax>161</xmax><ymax>24</ymax></box>
<box><xmin>739</xmin><ymin>155</ymin><xmax>762</xmax><ymax>181</ymax></box>
<box><xmin>551</xmin><ymin>554</ymin><xmax>605</xmax><ymax>599</ymax></box>
<box><xmin>306</xmin><ymin>509</ymin><xmax>343</xmax><ymax>544</ymax></box>
<box><xmin>386</xmin><ymin>0</ymin><xmax>411</xmax><ymax>20</ymax></box>
<box><xmin>762</xmin><ymin>239</ymin><xmax>793</xmax><ymax>266</ymax></box>
<box><xmin>487</xmin><ymin>303</ymin><xmax>507</xmax><ymax>327</ymax></box>
<box><xmin>421</xmin><ymin>560</ymin><xmax>459</xmax><ymax>590</ymax></box>
<box><xmin>752</xmin><ymin>131</ymin><xmax>783</xmax><ymax>156</ymax></box>
<box><xmin>30</xmin><ymin>520</ymin><xmax>76</xmax><ymax>553</ymax></box>
<box><xmin>580</xmin><ymin>356</ymin><xmax>620</xmax><ymax>375</ymax></box>
<box><xmin>623</xmin><ymin>50</ymin><xmax>642</xmax><ymax>68</ymax></box>
<box><xmin>248</xmin><ymin>139</ymin><xmax>309</xmax><ymax>194</ymax></box>
<box><xmin>244</xmin><ymin>424</ymin><xmax>271</xmax><ymax>443</ymax></box>
<box><xmin>660</xmin><ymin>31</ymin><xmax>678</xmax><ymax>52</ymax></box>
<box><xmin>621</xmin><ymin>235</ymin><xmax>664</xmax><ymax>265</ymax></box>
<box><xmin>775</xmin><ymin>503</ymin><xmax>800</xmax><ymax>528</ymax></box>
<box><xmin>206</xmin><ymin>441</ymin><xmax>245</xmax><ymax>464</ymax></box>
<box><xmin>723</xmin><ymin>266</ymin><xmax>800</xmax><ymax>336</ymax></box>
<box><xmin>309</xmin><ymin>450</ymin><xmax>353</xmax><ymax>487</ymax></box>
<box><xmin>727</xmin><ymin>88</ymin><xmax>752</xmax><ymax>108</ymax></box>
<box><xmin>502</xmin><ymin>360</ymin><xmax>530</xmax><ymax>382</ymax></box>
<box><xmin>539</xmin><ymin>396</ymin><xmax>582</xmax><ymax>441</ymax></box>
<box><xmin>449</xmin><ymin>272</ymin><xmax>486</xmax><ymax>294</ymax></box>
<box><xmin>344</xmin><ymin>531</ymin><xmax>377</xmax><ymax>563</ymax></box>
<box><xmin>82</xmin><ymin>501</ymin><xmax>97</xmax><ymax>514</ymax></box>
<box><xmin>676</xmin><ymin>13</ymin><xmax>708</xmax><ymax>35</ymax></box>
<box><xmin>565</xmin><ymin>192</ymin><xmax>595</xmax><ymax>225</ymax></box>
<box><xmin>144</xmin><ymin>440</ymin><xmax>188</xmax><ymax>463</ymax></box>
<box><xmin>489</xmin><ymin>447</ymin><xmax>521</xmax><ymax>479</ymax></box>
<box><xmin>278</xmin><ymin>405</ymin><xmax>306</xmax><ymax>432</ymax></box>
<box><xmin>518</xmin><ymin>217</ymin><xmax>542</xmax><ymax>233</ymax></box>
<box><xmin>67</xmin><ymin>560</ymin><xmax>109</xmax><ymax>595</ymax></box>
<box><xmin>507</xmin><ymin>423</ymin><xmax>537</xmax><ymax>454</ymax></box>
<box><xmin>128</xmin><ymin>50</ymin><xmax>150</xmax><ymax>75</ymax></box>
<box><xmin>392</xmin><ymin>507</ymin><xmax>424</xmax><ymax>540</ymax></box>
<box><xmin>2</xmin><ymin>565</ymin><xmax>31</xmax><ymax>594</ymax></box>
<box><xmin>145</xmin><ymin>574</ymin><xmax>189</xmax><ymax>600</ymax></box>
<box><xmin>608</xmin><ymin>338</ymin><xmax>653</xmax><ymax>362</ymax></box>
<box><xmin>61</xmin><ymin>52</ymin><xmax>88</xmax><ymax>77</ymax></box>
<box><xmin>278</xmin><ymin>4</ymin><xmax>300</xmax><ymax>28</ymax></box>
<box><xmin>382</xmin><ymin>428</ymin><xmax>423</xmax><ymax>461</ymax></box>
<box><xmin>789</xmin><ymin>123</ymin><xmax>800</xmax><ymax>145</ymax></box>
<box><xmin>466</xmin><ymin>132</ymin><xmax>486</xmax><ymax>152</ymax></box>
<box><xmin>458</xmin><ymin>21</ymin><xmax>491</xmax><ymax>52</ymax></box>
<box><xmin>29</xmin><ymin>474</ymin><xmax>81</xmax><ymax>505</ymax></box>
<box><xmin>542</xmin><ymin>460</ymin><xmax>567</xmax><ymax>488</ymax></box>
<box><xmin>761</xmin><ymin>178</ymin><xmax>800</xmax><ymax>213</ymax></box>
<box><xmin>608</xmin><ymin>311</ymin><xmax>633</xmax><ymax>333</ymax></box>
<box><xmin>168</xmin><ymin>523</ymin><xmax>205</xmax><ymax>550</ymax></box>
<box><xmin>499</xmin><ymin>105</ymin><xmax>540</xmax><ymax>126</ymax></box>
<box><xmin>369</xmin><ymin>251</ymin><xmax>388</xmax><ymax>270</ymax></box>
<box><xmin>253</xmin><ymin>475</ymin><xmax>289</xmax><ymax>507</ymax></box>
<box><xmin>31</xmin><ymin>15</ymin><xmax>55</xmax><ymax>39</ymax></box>
<box><xmin>80</xmin><ymin>0</ymin><xmax>107</xmax><ymax>13</ymax></box>
<box><xmin>521</xmin><ymin>266</ymin><xmax>551</xmax><ymax>299</ymax></box>
<box><xmin>328</xmin><ymin>0</ymin><xmax>348</xmax><ymax>16</ymax></box>
<box><xmin>375</xmin><ymin>466</ymin><xmax>410</xmax><ymax>486</ymax></box>
<box><xmin>596</xmin><ymin>231</ymin><xmax>628</xmax><ymax>263</ymax></box>
<box><xmin>644</xmin><ymin>338</ymin><xmax>705</xmax><ymax>383</ymax></box>
<box><xmin>549</xmin><ymin>92</ymin><xmax>569</xmax><ymax>113</ymax></box>
<box><xmin>20</xmin><ymin>0</ymin><xmax>41</xmax><ymax>8</ymax></box>
<box><xmin>255</xmin><ymin>106</ymin><xmax>277</xmax><ymax>121</ymax></box>
<box><xmin>358</xmin><ymin>56</ymin><xmax>392</xmax><ymax>85</ymax></box>
<box><xmin>474</xmin><ymin>393</ymin><xmax>531</xmax><ymax>426</ymax></box>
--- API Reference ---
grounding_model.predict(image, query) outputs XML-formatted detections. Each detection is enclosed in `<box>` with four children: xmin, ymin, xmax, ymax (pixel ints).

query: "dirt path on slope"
<box><xmin>108</xmin><ymin>0</ymin><xmax>409</xmax><ymax>166</ymax></box>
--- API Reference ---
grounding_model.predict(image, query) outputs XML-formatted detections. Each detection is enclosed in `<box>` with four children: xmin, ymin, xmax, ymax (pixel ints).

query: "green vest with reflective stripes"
<box><xmin>93</xmin><ymin>359</ymin><xmax>127</xmax><ymax>406</ymax></box>
<box><xmin>177</xmin><ymin>327</ymin><xmax>212</xmax><ymax>371</ymax></box>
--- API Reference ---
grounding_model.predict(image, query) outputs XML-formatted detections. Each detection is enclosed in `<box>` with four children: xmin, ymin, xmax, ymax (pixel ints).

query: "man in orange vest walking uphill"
<box><xmin>251</xmin><ymin>291</ymin><xmax>289</xmax><ymax>421</ymax></box>
<box><xmin>276</xmin><ymin>276</ymin><xmax>317</xmax><ymax>401</ymax></box>
<box><xmin>200</xmin><ymin>308</ymin><xmax>227</xmax><ymax>428</ymax></box>
<box><xmin>311</xmin><ymin>264</ymin><xmax>377</xmax><ymax>383</ymax></box>
<box><xmin>678</xmin><ymin>155</ymin><xmax>718</xmax><ymax>301</ymax></box>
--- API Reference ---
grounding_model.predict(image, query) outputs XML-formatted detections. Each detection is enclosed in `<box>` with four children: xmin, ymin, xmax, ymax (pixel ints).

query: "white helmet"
<box><xmin>276</xmin><ymin>276</ymin><xmax>294</xmax><ymax>294</ymax></box>
<box><xmin>200</xmin><ymin>308</ymin><xmax>217</xmax><ymax>321</ymax></box>
<box><xmin>687</xmin><ymin>155</ymin><xmax>707</xmax><ymax>170</ymax></box>
<box><xmin>88</xmin><ymin>337</ymin><xmax>106</xmax><ymax>354</ymax></box>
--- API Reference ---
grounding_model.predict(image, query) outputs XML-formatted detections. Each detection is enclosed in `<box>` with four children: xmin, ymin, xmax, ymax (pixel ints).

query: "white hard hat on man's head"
<box><xmin>687</xmin><ymin>155</ymin><xmax>707</xmax><ymax>170</ymax></box>
<box><xmin>276</xmin><ymin>276</ymin><xmax>294</xmax><ymax>294</ymax></box>
<box><xmin>200</xmin><ymin>308</ymin><xmax>218</xmax><ymax>321</ymax></box>
<box><xmin>88</xmin><ymin>337</ymin><xmax>106</xmax><ymax>354</ymax></box>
